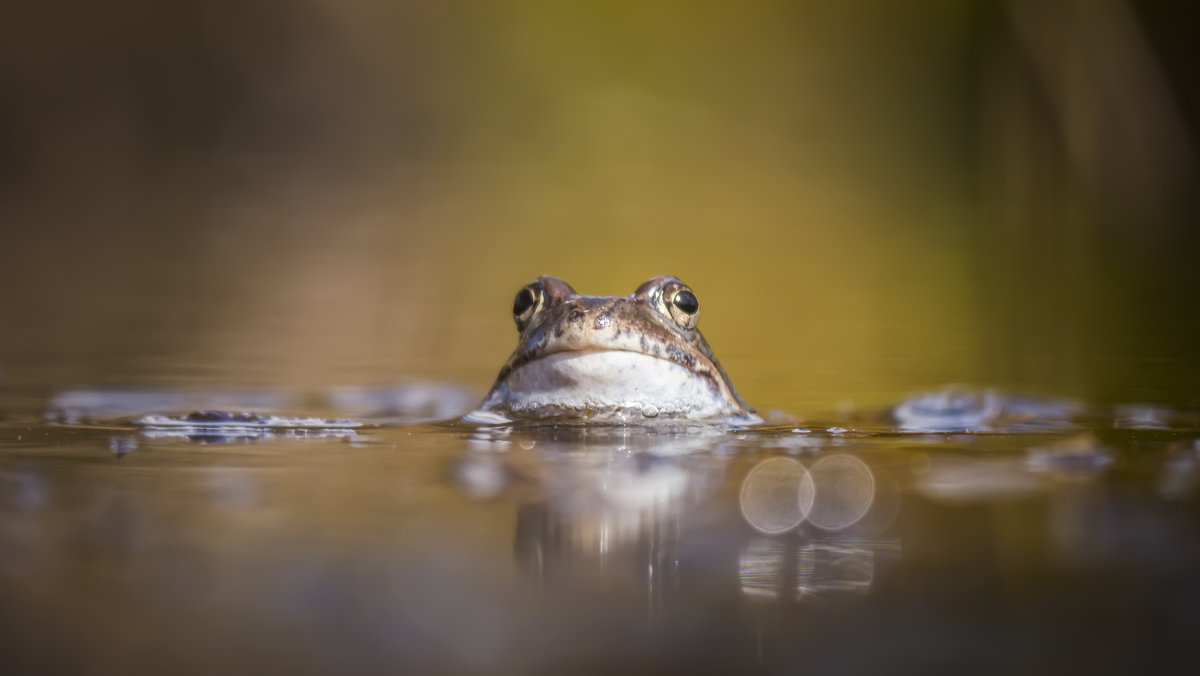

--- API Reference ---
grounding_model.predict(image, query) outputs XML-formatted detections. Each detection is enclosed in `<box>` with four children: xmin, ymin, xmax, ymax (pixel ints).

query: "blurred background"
<box><xmin>1</xmin><ymin>0</ymin><xmax>1197</xmax><ymax>414</ymax></box>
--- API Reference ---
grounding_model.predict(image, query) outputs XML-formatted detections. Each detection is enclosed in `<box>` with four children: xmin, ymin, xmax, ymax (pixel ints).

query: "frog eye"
<box><xmin>667</xmin><ymin>287</ymin><xmax>700</xmax><ymax>329</ymax></box>
<box><xmin>512</xmin><ymin>283</ymin><xmax>543</xmax><ymax>329</ymax></box>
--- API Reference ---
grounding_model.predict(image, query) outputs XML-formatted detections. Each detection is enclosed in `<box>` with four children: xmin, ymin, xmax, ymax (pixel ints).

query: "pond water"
<box><xmin>2</xmin><ymin>383</ymin><xmax>1198</xmax><ymax>674</ymax></box>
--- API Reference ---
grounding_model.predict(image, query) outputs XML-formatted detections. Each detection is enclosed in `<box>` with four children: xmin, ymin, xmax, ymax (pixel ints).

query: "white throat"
<box><xmin>474</xmin><ymin>350</ymin><xmax>752</xmax><ymax>422</ymax></box>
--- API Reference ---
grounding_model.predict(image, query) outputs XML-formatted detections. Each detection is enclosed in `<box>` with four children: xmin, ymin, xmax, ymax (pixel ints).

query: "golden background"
<box><xmin>1</xmin><ymin>0</ymin><xmax>1196</xmax><ymax>414</ymax></box>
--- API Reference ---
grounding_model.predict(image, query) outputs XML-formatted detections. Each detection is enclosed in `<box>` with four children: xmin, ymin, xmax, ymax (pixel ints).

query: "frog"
<box><xmin>468</xmin><ymin>275</ymin><xmax>760</xmax><ymax>424</ymax></box>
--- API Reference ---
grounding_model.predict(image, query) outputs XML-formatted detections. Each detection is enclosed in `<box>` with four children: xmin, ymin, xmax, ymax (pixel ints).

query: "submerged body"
<box><xmin>471</xmin><ymin>275</ymin><xmax>759</xmax><ymax>423</ymax></box>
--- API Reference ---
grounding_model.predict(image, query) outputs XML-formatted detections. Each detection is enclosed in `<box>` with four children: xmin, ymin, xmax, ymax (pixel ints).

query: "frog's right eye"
<box><xmin>512</xmin><ymin>283</ymin><xmax>543</xmax><ymax>329</ymax></box>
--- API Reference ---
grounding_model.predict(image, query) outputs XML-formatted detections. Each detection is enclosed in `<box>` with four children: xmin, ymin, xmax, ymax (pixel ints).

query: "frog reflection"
<box><xmin>457</xmin><ymin>426</ymin><xmax>729</xmax><ymax>600</ymax></box>
<box><xmin>454</xmin><ymin>430</ymin><xmax>902</xmax><ymax>608</ymax></box>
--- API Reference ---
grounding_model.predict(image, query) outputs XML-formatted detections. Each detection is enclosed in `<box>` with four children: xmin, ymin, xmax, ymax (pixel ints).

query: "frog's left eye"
<box><xmin>512</xmin><ymin>282</ymin><xmax>543</xmax><ymax>330</ymax></box>
<box><xmin>667</xmin><ymin>287</ymin><xmax>700</xmax><ymax>329</ymax></box>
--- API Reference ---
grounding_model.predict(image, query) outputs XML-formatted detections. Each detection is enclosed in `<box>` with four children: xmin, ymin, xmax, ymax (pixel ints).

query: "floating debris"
<box><xmin>1025</xmin><ymin>434</ymin><xmax>1114</xmax><ymax>478</ymax></box>
<box><xmin>893</xmin><ymin>386</ymin><xmax>1084</xmax><ymax>433</ymax></box>
<box><xmin>133</xmin><ymin>411</ymin><xmax>361</xmax><ymax>442</ymax></box>
<box><xmin>1113</xmin><ymin>404</ymin><xmax>1172</xmax><ymax>430</ymax></box>
<box><xmin>135</xmin><ymin>411</ymin><xmax>361</xmax><ymax>428</ymax></box>
<box><xmin>49</xmin><ymin>389</ymin><xmax>295</xmax><ymax>425</ymax></box>
<box><xmin>893</xmin><ymin>387</ymin><xmax>1002</xmax><ymax>432</ymax></box>
<box><xmin>108</xmin><ymin>435</ymin><xmax>138</xmax><ymax>457</ymax></box>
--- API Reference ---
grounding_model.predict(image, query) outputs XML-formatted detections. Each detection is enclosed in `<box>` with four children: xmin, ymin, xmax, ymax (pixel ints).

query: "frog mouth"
<box><xmin>503</xmin><ymin>344</ymin><xmax>706</xmax><ymax>382</ymax></box>
<box><xmin>510</xmin><ymin>348</ymin><xmax>704</xmax><ymax>381</ymax></box>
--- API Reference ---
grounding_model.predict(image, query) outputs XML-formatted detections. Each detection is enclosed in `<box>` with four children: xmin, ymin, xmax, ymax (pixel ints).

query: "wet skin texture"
<box><xmin>475</xmin><ymin>275</ymin><xmax>757</xmax><ymax>422</ymax></box>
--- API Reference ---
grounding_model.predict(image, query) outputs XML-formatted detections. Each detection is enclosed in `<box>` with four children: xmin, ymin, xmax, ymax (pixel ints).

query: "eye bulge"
<box><xmin>512</xmin><ymin>283</ymin><xmax>543</xmax><ymax>329</ymax></box>
<box><xmin>665</xmin><ymin>285</ymin><xmax>700</xmax><ymax>329</ymax></box>
<box><xmin>672</xmin><ymin>290</ymin><xmax>699</xmax><ymax>316</ymax></box>
<box><xmin>512</xmin><ymin>287</ymin><xmax>536</xmax><ymax>318</ymax></box>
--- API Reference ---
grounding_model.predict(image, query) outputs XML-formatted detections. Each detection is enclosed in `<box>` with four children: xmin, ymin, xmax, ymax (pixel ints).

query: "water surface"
<box><xmin>2</xmin><ymin>388</ymin><xmax>1197</xmax><ymax>674</ymax></box>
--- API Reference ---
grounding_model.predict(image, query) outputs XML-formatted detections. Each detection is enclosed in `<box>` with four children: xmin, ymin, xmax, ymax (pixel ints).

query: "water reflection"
<box><xmin>915</xmin><ymin>434</ymin><xmax>1119</xmax><ymax>502</ymax></box>
<box><xmin>806</xmin><ymin>455</ymin><xmax>876</xmax><ymax>531</ymax></box>
<box><xmin>454</xmin><ymin>425</ymin><xmax>732</xmax><ymax>615</ymax></box>
<box><xmin>1025</xmin><ymin>434</ymin><xmax>1114</xmax><ymax>479</ymax></box>
<box><xmin>737</xmin><ymin>539</ymin><xmax>786</xmax><ymax>600</ymax></box>
<box><xmin>739</xmin><ymin>454</ymin><xmax>883</xmax><ymax>534</ymax></box>
<box><xmin>736</xmin><ymin>453</ymin><xmax>900</xmax><ymax>602</ymax></box>
<box><xmin>204</xmin><ymin>467</ymin><xmax>262</xmax><ymax>510</ymax></box>
<box><xmin>739</xmin><ymin>458</ymin><xmax>814</xmax><ymax>534</ymax></box>
<box><xmin>506</xmin><ymin>448</ymin><xmax>726</xmax><ymax>615</ymax></box>
<box><xmin>460</xmin><ymin>429</ymin><xmax>907</xmax><ymax>612</ymax></box>
<box><xmin>3</xmin><ymin>413</ymin><xmax>1200</xmax><ymax>672</ymax></box>
<box><xmin>791</xmin><ymin>537</ymin><xmax>880</xmax><ymax>596</ymax></box>
<box><xmin>0</xmin><ymin>468</ymin><xmax>49</xmax><ymax>513</ymax></box>
<box><xmin>739</xmin><ymin>537</ymin><xmax>886</xmax><ymax>601</ymax></box>
<box><xmin>108</xmin><ymin>435</ymin><xmax>138</xmax><ymax>457</ymax></box>
<box><xmin>916</xmin><ymin>457</ymin><xmax>1042</xmax><ymax>500</ymax></box>
<box><xmin>739</xmin><ymin>535</ymin><xmax>903</xmax><ymax>603</ymax></box>
<box><xmin>1158</xmin><ymin>439</ymin><xmax>1200</xmax><ymax>501</ymax></box>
